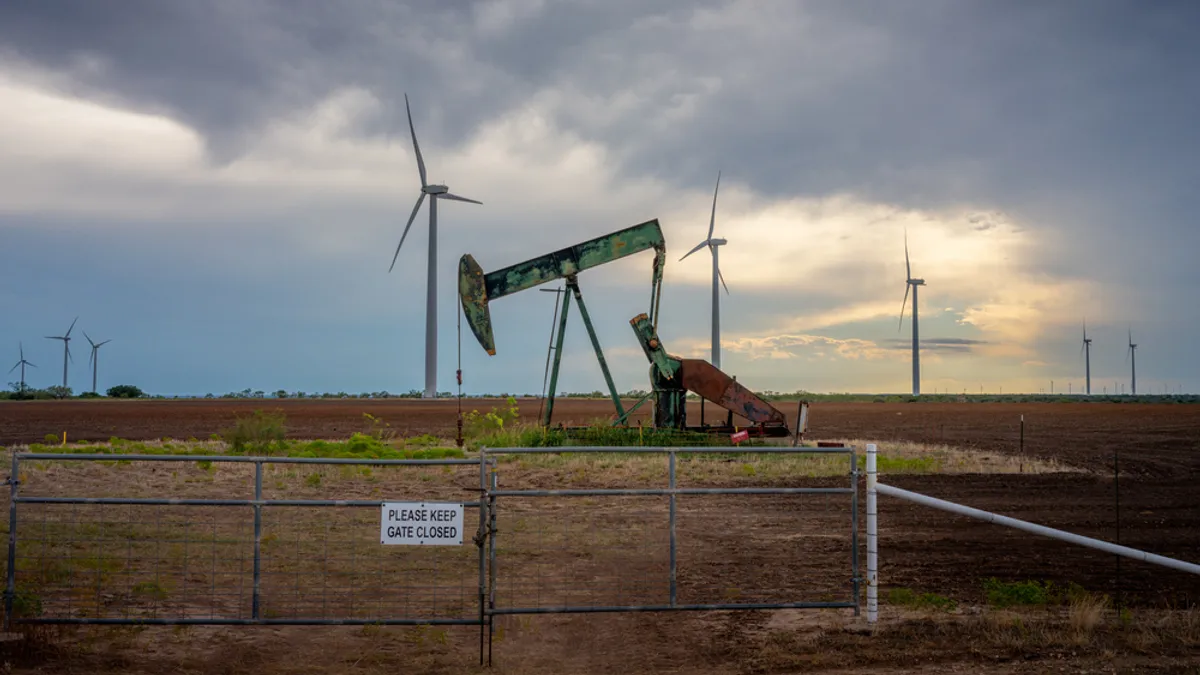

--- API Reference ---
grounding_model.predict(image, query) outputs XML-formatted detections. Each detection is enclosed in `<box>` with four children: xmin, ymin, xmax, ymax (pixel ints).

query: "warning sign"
<box><xmin>380</xmin><ymin>502</ymin><xmax>464</xmax><ymax>546</ymax></box>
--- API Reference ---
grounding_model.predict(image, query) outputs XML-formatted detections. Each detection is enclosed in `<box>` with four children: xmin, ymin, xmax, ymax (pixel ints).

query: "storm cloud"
<box><xmin>0</xmin><ymin>1</ymin><xmax>1196</xmax><ymax>396</ymax></box>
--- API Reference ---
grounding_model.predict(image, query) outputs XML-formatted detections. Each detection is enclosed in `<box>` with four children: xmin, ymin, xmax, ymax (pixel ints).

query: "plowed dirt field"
<box><xmin>1</xmin><ymin>399</ymin><xmax>1197</xmax><ymax>673</ymax></box>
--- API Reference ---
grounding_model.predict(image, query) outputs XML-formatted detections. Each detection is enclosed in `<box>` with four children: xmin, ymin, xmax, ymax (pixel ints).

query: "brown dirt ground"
<box><xmin>0</xmin><ymin>399</ymin><xmax>1198</xmax><ymax>673</ymax></box>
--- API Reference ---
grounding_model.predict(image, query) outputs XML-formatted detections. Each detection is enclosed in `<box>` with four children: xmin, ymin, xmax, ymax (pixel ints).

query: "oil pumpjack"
<box><xmin>458</xmin><ymin>219</ymin><xmax>798</xmax><ymax>437</ymax></box>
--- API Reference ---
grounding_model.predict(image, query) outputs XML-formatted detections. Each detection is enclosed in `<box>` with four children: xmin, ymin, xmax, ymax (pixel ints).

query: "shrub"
<box><xmin>78</xmin><ymin>391</ymin><xmax>102</xmax><ymax>399</ymax></box>
<box><xmin>983</xmin><ymin>578</ymin><xmax>1056</xmax><ymax>608</ymax></box>
<box><xmin>45</xmin><ymin>385</ymin><xmax>72</xmax><ymax>400</ymax></box>
<box><xmin>463</xmin><ymin>397</ymin><xmax>521</xmax><ymax>439</ymax></box>
<box><xmin>221</xmin><ymin>410</ymin><xmax>288</xmax><ymax>455</ymax></box>
<box><xmin>107</xmin><ymin>384</ymin><xmax>145</xmax><ymax>399</ymax></box>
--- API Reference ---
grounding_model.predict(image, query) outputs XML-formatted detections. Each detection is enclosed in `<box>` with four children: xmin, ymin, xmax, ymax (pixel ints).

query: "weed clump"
<box><xmin>983</xmin><ymin>578</ymin><xmax>1057</xmax><ymax>607</ymax></box>
<box><xmin>221</xmin><ymin>410</ymin><xmax>288</xmax><ymax>455</ymax></box>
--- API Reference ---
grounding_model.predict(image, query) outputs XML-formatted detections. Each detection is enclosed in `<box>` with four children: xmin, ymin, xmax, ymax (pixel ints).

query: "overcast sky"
<box><xmin>1</xmin><ymin>0</ymin><xmax>1197</xmax><ymax>397</ymax></box>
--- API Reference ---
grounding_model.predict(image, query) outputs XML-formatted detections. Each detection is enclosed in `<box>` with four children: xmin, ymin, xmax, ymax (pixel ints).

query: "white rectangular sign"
<box><xmin>380</xmin><ymin>502</ymin><xmax>464</xmax><ymax>546</ymax></box>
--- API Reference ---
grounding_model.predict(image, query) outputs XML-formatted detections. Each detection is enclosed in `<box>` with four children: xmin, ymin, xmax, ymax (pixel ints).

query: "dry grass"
<box><xmin>494</xmin><ymin>437</ymin><xmax>1077</xmax><ymax>484</ymax></box>
<box><xmin>1068</xmin><ymin>591</ymin><xmax>1110</xmax><ymax>640</ymax></box>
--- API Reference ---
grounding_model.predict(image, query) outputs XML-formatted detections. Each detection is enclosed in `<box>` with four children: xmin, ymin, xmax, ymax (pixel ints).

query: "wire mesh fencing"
<box><xmin>4</xmin><ymin>453</ymin><xmax>490</xmax><ymax>626</ymax></box>
<box><xmin>481</xmin><ymin>446</ymin><xmax>860</xmax><ymax>615</ymax></box>
<box><xmin>2</xmin><ymin>446</ymin><xmax>861</xmax><ymax>641</ymax></box>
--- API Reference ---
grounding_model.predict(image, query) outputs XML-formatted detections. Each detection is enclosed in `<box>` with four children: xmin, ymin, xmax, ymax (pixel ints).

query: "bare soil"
<box><xmin>0</xmin><ymin>399</ymin><xmax>1198</xmax><ymax>673</ymax></box>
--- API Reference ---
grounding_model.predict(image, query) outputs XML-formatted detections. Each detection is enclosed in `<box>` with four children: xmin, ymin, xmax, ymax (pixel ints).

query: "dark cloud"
<box><xmin>1</xmin><ymin>1</ymin><xmax>1198</xmax><ymax>392</ymax></box>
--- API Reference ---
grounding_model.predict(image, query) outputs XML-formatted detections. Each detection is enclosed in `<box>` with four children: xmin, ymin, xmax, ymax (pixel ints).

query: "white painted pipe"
<box><xmin>876</xmin><ymin>483</ymin><xmax>1200</xmax><ymax>576</ymax></box>
<box><xmin>865</xmin><ymin>443</ymin><xmax>878</xmax><ymax>624</ymax></box>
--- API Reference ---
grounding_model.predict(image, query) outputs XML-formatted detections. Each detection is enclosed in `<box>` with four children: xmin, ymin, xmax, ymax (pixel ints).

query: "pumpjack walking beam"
<box><xmin>459</xmin><ymin>220</ymin><xmax>667</xmax><ymax>425</ymax></box>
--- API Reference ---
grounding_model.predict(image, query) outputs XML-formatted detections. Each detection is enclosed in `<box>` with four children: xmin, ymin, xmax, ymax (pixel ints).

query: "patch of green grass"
<box><xmin>476</xmin><ymin>422</ymin><xmax>744</xmax><ymax>449</ymax></box>
<box><xmin>887</xmin><ymin>587</ymin><xmax>957</xmax><ymax>611</ymax></box>
<box><xmin>28</xmin><ymin>434</ymin><xmax>466</xmax><ymax>461</ymax></box>
<box><xmin>984</xmin><ymin>578</ymin><xmax>1057</xmax><ymax>608</ymax></box>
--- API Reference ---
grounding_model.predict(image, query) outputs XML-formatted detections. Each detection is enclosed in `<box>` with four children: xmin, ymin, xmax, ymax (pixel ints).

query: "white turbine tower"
<box><xmin>1081</xmin><ymin>321</ymin><xmax>1093</xmax><ymax>395</ymax></box>
<box><xmin>897</xmin><ymin>232</ymin><xmax>924</xmax><ymax>396</ymax></box>
<box><xmin>1127</xmin><ymin>327</ymin><xmax>1137</xmax><ymax>396</ymax></box>
<box><xmin>679</xmin><ymin>171</ymin><xmax>729</xmax><ymax>369</ymax></box>
<box><xmin>388</xmin><ymin>93</ymin><xmax>482</xmax><ymax>399</ymax></box>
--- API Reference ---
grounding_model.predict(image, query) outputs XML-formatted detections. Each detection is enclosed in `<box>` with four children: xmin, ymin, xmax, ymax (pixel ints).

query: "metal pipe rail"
<box><xmin>865</xmin><ymin>443</ymin><xmax>1200</xmax><ymax>624</ymax></box>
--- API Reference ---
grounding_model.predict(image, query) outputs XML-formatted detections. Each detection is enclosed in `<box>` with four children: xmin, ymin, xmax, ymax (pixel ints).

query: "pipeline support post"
<box><xmin>866</xmin><ymin>443</ymin><xmax>878</xmax><ymax>624</ymax></box>
<box><xmin>4</xmin><ymin>453</ymin><xmax>18</xmax><ymax>631</ymax></box>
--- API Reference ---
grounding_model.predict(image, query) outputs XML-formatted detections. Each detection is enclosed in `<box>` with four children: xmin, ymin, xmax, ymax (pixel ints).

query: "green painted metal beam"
<box><xmin>459</xmin><ymin>220</ymin><xmax>665</xmax><ymax>355</ymax></box>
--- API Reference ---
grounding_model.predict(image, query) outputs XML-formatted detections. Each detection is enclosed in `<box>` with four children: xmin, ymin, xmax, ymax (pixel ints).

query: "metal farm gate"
<box><xmin>3</xmin><ymin>446</ymin><xmax>860</xmax><ymax>665</ymax></box>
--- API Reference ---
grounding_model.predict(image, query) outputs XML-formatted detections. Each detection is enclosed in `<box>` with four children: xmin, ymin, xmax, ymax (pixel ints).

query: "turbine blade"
<box><xmin>404</xmin><ymin>93</ymin><xmax>427</xmax><ymax>187</ymax></box>
<box><xmin>707</xmin><ymin>171</ymin><xmax>720</xmax><ymax>241</ymax></box>
<box><xmin>389</xmin><ymin>193</ymin><xmax>427</xmax><ymax>272</ymax></box>
<box><xmin>679</xmin><ymin>240</ymin><xmax>708</xmax><ymax>262</ymax></box>
<box><xmin>88</xmin><ymin>349</ymin><xmax>94</xmax><ymax>368</ymax></box>
<box><xmin>8</xmin><ymin>362</ymin><xmax>17</xmax><ymax>374</ymax></box>
<box><xmin>67</xmin><ymin>345</ymin><xmax>73</xmax><ymax>363</ymax></box>
<box><xmin>18</xmin><ymin>343</ymin><xmax>23</xmax><ymax>359</ymax></box>
<box><xmin>84</xmin><ymin>331</ymin><xmax>95</xmax><ymax>348</ymax></box>
<box><xmin>99</xmin><ymin>340</ymin><xmax>111</xmax><ymax>347</ymax></box>
<box><xmin>717</xmin><ymin>265</ymin><xmax>729</xmax><ymax>294</ymax></box>
<box><xmin>898</xmin><ymin>284</ymin><xmax>910</xmax><ymax>331</ymax></box>
<box><xmin>440</xmin><ymin>192</ymin><xmax>482</xmax><ymax>205</ymax></box>
<box><xmin>66</xmin><ymin>316</ymin><xmax>78</xmax><ymax>337</ymax></box>
<box><xmin>904</xmin><ymin>230</ymin><xmax>912</xmax><ymax>280</ymax></box>
<box><xmin>26</xmin><ymin>361</ymin><xmax>35</xmax><ymax>369</ymax></box>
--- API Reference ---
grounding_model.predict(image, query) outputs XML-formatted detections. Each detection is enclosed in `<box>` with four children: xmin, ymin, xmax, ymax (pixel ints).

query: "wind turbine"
<box><xmin>8</xmin><ymin>343</ymin><xmax>36</xmax><ymax>391</ymax></box>
<box><xmin>1081</xmin><ymin>320</ymin><xmax>1092</xmax><ymax>395</ymax></box>
<box><xmin>898</xmin><ymin>232</ymin><xmax>925</xmax><ymax>396</ymax></box>
<box><xmin>680</xmin><ymin>171</ymin><xmax>729</xmax><ymax>369</ymax></box>
<box><xmin>1126</xmin><ymin>328</ymin><xmax>1137</xmax><ymax>396</ymax></box>
<box><xmin>388</xmin><ymin>93</ymin><xmax>482</xmax><ymax>399</ymax></box>
<box><xmin>45</xmin><ymin>317</ymin><xmax>77</xmax><ymax>389</ymax></box>
<box><xmin>84</xmin><ymin>332</ymin><xmax>112</xmax><ymax>395</ymax></box>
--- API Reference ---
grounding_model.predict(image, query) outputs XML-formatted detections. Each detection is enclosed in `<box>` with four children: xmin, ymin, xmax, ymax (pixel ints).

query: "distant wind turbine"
<box><xmin>45</xmin><ymin>317</ymin><xmax>78</xmax><ymax>388</ymax></box>
<box><xmin>1126</xmin><ymin>328</ymin><xmax>1137</xmax><ymax>396</ymax></box>
<box><xmin>8</xmin><ymin>343</ymin><xmax>36</xmax><ymax>391</ymax></box>
<box><xmin>898</xmin><ymin>231</ymin><xmax>925</xmax><ymax>396</ymax></box>
<box><xmin>679</xmin><ymin>171</ymin><xmax>729</xmax><ymax>369</ymax></box>
<box><xmin>1081</xmin><ymin>320</ymin><xmax>1092</xmax><ymax>395</ymax></box>
<box><xmin>84</xmin><ymin>332</ymin><xmax>112</xmax><ymax>395</ymax></box>
<box><xmin>388</xmin><ymin>93</ymin><xmax>482</xmax><ymax>399</ymax></box>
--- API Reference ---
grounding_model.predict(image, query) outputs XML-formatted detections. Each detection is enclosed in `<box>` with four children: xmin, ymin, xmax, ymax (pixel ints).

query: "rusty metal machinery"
<box><xmin>458</xmin><ymin>219</ymin><xmax>795</xmax><ymax>437</ymax></box>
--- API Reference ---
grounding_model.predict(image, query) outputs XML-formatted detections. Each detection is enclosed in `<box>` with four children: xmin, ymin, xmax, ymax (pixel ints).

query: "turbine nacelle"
<box><xmin>709</xmin><ymin>238</ymin><xmax>728</xmax><ymax>247</ymax></box>
<box><xmin>423</xmin><ymin>184</ymin><xmax>450</xmax><ymax>195</ymax></box>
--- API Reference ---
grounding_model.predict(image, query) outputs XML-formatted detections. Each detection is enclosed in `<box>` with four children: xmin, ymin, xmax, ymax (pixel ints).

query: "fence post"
<box><xmin>252</xmin><ymin>460</ymin><xmax>263</xmax><ymax>621</ymax></box>
<box><xmin>487</xmin><ymin>467</ymin><xmax>498</xmax><ymax>667</ymax></box>
<box><xmin>668</xmin><ymin>451</ymin><xmax>677</xmax><ymax>607</ymax></box>
<box><xmin>478</xmin><ymin>451</ymin><xmax>489</xmax><ymax>666</ymax></box>
<box><xmin>866</xmin><ymin>443</ymin><xmax>878</xmax><ymax>625</ymax></box>
<box><xmin>850</xmin><ymin>445</ymin><xmax>860</xmax><ymax>616</ymax></box>
<box><xmin>4</xmin><ymin>453</ymin><xmax>19</xmax><ymax>631</ymax></box>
